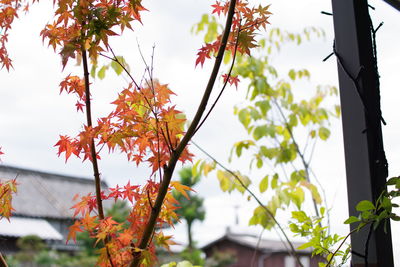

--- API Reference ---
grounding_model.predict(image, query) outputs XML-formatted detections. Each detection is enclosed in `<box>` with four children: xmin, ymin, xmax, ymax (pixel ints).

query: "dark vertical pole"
<box><xmin>331</xmin><ymin>0</ymin><xmax>394</xmax><ymax>266</ymax></box>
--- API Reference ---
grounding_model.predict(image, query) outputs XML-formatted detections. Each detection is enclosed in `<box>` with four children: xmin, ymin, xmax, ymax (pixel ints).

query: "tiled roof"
<box><xmin>0</xmin><ymin>165</ymin><xmax>111</xmax><ymax>219</ymax></box>
<box><xmin>0</xmin><ymin>217</ymin><xmax>63</xmax><ymax>240</ymax></box>
<box><xmin>202</xmin><ymin>231</ymin><xmax>311</xmax><ymax>253</ymax></box>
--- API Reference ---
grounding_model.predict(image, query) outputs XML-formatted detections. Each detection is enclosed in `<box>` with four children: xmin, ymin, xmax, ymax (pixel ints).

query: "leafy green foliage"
<box><xmin>344</xmin><ymin>176</ymin><xmax>400</xmax><ymax>232</ymax></box>
<box><xmin>226</xmin><ymin>27</ymin><xmax>338</xmax><ymax>230</ymax></box>
<box><xmin>90</xmin><ymin>56</ymin><xmax>130</xmax><ymax>80</ymax></box>
<box><xmin>173</xmin><ymin>167</ymin><xmax>206</xmax><ymax>249</ymax></box>
<box><xmin>293</xmin><ymin>176</ymin><xmax>400</xmax><ymax>267</ymax></box>
<box><xmin>193</xmin><ymin>18</ymin><xmax>341</xmax><ymax>266</ymax></box>
<box><xmin>289</xmin><ymin>209</ymin><xmax>350</xmax><ymax>267</ymax></box>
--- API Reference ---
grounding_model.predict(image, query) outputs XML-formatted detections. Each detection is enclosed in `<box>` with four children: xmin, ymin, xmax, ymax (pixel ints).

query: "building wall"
<box><xmin>204</xmin><ymin>240</ymin><xmax>262</xmax><ymax>267</ymax></box>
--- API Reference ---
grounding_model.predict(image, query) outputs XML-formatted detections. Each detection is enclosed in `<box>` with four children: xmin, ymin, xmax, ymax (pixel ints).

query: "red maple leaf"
<box><xmin>222</xmin><ymin>74</ymin><xmax>240</xmax><ymax>89</ymax></box>
<box><xmin>211</xmin><ymin>1</ymin><xmax>225</xmax><ymax>16</ymax></box>
<box><xmin>75</xmin><ymin>101</ymin><xmax>85</xmax><ymax>112</ymax></box>
<box><xmin>54</xmin><ymin>135</ymin><xmax>79</xmax><ymax>162</ymax></box>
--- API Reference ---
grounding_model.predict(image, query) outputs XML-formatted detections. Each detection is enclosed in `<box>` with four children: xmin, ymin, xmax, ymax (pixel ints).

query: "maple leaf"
<box><xmin>155</xmin><ymin>83</ymin><xmax>175</xmax><ymax>105</ymax></box>
<box><xmin>81</xmin><ymin>213</ymin><xmax>98</xmax><ymax>230</ymax></box>
<box><xmin>75</xmin><ymin>101</ymin><xmax>85</xmax><ymax>112</ymax></box>
<box><xmin>0</xmin><ymin>147</ymin><xmax>4</xmax><ymax>161</ymax></box>
<box><xmin>155</xmin><ymin>232</ymin><xmax>177</xmax><ymax>251</ymax></box>
<box><xmin>95</xmin><ymin>217</ymin><xmax>119</xmax><ymax>245</ymax></box>
<box><xmin>0</xmin><ymin>179</ymin><xmax>17</xmax><ymax>220</ymax></box>
<box><xmin>71</xmin><ymin>193</ymin><xmax>97</xmax><ymax>217</ymax></box>
<box><xmin>222</xmin><ymin>74</ymin><xmax>240</xmax><ymax>89</ymax></box>
<box><xmin>170</xmin><ymin>181</ymin><xmax>193</xmax><ymax>200</ymax></box>
<box><xmin>107</xmin><ymin>184</ymin><xmax>124</xmax><ymax>201</ymax></box>
<box><xmin>123</xmin><ymin>181</ymin><xmax>140</xmax><ymax>202</ymax></box>
<box><xmin>195</xmin><ymin>46</ymin><xmax>211</xmax><ymax>67</ymax></box>
<box><xmin>54</xmin><ymin>135</ymin><xmax>79</xmax><ymax>162</ymax></box>
<box><xmin>67</xmin><ymin>220</ymin><xmax>83</xmax><ymax>243</ymax></box>
<box><xmin>211</xmin><ymin>1</ymin><xmax>225</xmax><ymax>16</ymax></box>
<box><xmin>118</xmin><ymin>229</ymin><xmax>134</xmax><ymax>246</ymax></box>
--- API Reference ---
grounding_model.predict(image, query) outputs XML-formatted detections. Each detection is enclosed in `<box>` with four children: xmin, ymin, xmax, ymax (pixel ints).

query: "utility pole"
<box><xmin>331</xmin><ymin>0</ymin><xmax>394</xmax><ymax>266</ymax></box>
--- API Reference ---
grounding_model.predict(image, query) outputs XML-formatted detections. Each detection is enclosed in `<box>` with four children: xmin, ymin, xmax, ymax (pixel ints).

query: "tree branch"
<box><xmin>0</xmin><ymin>253</ymin><xmax>8</xmax><ymax>267</ymax></box>
<box><xmin>271</xmin><ymin>98</ymin><xmax>320</xmax><ymax>218</ymax></box>
<box><xmin>82</xmin><ymin>48</ymin><xmax>115</xmax><ymax>267</ymax></box>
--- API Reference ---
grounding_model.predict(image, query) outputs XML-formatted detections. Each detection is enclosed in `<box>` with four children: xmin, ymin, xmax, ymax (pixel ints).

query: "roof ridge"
<box><xmin>0</xmin><ymin>164</ymin><xmax>107</xmax><ymax>186</ymax></box>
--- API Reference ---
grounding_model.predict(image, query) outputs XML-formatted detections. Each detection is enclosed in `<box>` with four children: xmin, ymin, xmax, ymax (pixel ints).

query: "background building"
<box><xmin>0</xmin><ymin>165</ymin><xmax>111</xmax><ymax>254</ymax></box>
<box><xmin>202</xmin><ymin>228</ymin><xmax>319</xmax><ymax>267</ymax></box>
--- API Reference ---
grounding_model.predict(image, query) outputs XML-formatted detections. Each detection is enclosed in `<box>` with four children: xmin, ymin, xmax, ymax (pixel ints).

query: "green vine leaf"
<box><xmin>356</xmin><ymin>200</ymin><xmax>375</xmax><ymax>212</ymax></box>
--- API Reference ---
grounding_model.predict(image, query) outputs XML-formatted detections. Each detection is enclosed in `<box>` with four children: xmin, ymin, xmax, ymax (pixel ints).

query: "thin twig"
<box><xmin>326</xmin><ymin>227</ymin><xmax>359</xmax><ymax>266</ymax></box>
<box><xmin>194</xmin><ymin>22</ymin><xmax>241</xmax><ymax>135</ymax></box>
<box><xmin>191</xmin><ymin>140</ymin><xmax>304</xmax><ymax>267</ymax></box>
<box><xmin>271</xmin><ymin>98</ymin><xmax>320</xmax><ymax>218</ymax></box>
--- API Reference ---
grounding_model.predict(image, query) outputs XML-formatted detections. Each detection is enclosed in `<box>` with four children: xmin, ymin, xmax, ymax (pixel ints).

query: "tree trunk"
<box><xmin>187</xmin><ymin>220</ymin><xmax>193</xmax><ymax>249</ymax></box>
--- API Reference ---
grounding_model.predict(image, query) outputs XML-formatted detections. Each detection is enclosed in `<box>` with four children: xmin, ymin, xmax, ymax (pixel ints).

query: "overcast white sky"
<box><xmin>0</xmin><ymin>0</ymin><xmax>399</xmax><ymax>265</ymax></box>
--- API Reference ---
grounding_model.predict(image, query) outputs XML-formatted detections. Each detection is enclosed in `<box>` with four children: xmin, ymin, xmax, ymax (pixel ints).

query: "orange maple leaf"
<box><xmin>170</xmin><ymin>181</ymin><xmax>193</xmax><ymax>200</ymax></box>
<box><xmin>67</xmin><ymin>220</ymin><xmax>83</xmax><ymax>243</ymax></box>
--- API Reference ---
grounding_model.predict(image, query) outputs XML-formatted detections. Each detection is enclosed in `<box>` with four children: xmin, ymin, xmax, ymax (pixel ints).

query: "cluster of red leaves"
<box><xmin>222</xmin><ymin>73</ymin><xmax>240</xmax><ymax>88</ymax></box>
<box><xmin>196</xmin><ymin>0</ymin><xmax>271</xmax><ymax>66</ymax></box>
<box><xmin>59</xmin><ymin>75</ymin><xmax>86</xmax><ymax>111</ymax></box>
<box><xmin>68</xmin><ymin>180</ymin><xmax>190</xmax><ymax>266</ymax></box>
<box><xmin>55</xmin><ymin>80</ymin><xmax>193</xmax><ymax>172</ymax></box>
<box><xmin>40</xmin><ymin>0</ymin><xmax>146</xmax><ymax>67</ymax></box>
<box><xmin>0</xmin><ymin>178</ymin><xmax>17</xmax><ymax>220</ymax></box>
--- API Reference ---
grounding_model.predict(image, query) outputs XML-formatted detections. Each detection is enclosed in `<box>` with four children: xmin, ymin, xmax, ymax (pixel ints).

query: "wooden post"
<box><xmin>331</xmin><ymin>0</ymin><xmax>394</xmax><ymax>266</ymax></box>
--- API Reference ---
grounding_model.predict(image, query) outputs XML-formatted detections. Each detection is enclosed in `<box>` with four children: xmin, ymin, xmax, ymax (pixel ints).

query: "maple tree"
<box><xmin>0</xmin><ymin>0</ymin><xmax>271</xmax><ymax>266</ymax></box>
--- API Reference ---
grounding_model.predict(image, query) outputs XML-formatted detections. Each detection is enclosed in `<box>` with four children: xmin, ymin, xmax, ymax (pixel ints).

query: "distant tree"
<box><xmin>173</xmin><ymin>167</ymin><xmax>205</xmax><ymax>249</ymax></box>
